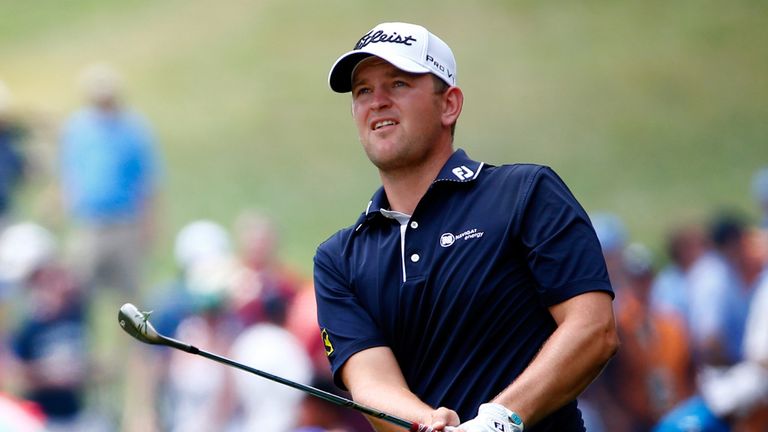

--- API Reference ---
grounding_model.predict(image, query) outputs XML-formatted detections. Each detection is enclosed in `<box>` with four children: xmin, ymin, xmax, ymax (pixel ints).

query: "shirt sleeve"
<box><xmin>517</xmin><ymin>166</ymin><xmax>613</xmax><ymax>306</ymax></box>
<box><xmin>313</xmin><ymin>233</ymin><xmax>387</xmax><ymax>390</ymax></box>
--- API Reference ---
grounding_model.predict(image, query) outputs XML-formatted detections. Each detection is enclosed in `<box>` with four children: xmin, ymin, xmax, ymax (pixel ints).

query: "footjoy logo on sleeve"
<box><xmin>440</xmin><ymin>228</ymin><xmax>484</xmax><ymax>247</ymax></box>
<box><xmin>354</xmin><ymin>30</ymin><xmax>417</xmax><ymax>50</ymax></box>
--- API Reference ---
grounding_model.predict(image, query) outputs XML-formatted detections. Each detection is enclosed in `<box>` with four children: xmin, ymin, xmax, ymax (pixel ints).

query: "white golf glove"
<box><xmin>457</xmin><ymin>403</ymin><xmax>524</xmax><ymax>432</ymax></box>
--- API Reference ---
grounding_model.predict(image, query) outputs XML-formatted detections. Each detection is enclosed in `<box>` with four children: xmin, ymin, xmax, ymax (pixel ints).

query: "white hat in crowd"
<box><xmin>79</xmin><ymin>62</ymin><xmax>123</xmax><ymax>103</ymax></box>
<box><xmin>0</xmin><ymin>222</ymin><xmax>56</xmax><ymax>283</ymax></box>
<box><xmin>174</xmin><ymin>220</ymin><xmax>232</xmax><ymax>270</ymax></box>
<box><xmin>328</xmin><ymin>22</ymin><xmax>456</xmax><ymax>93</ymax></box>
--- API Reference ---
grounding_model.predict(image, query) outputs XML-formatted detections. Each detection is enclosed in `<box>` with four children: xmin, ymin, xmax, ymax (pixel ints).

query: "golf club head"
<box><xmin>118</xmin><ymin>303</ymin><xmax>163</xmax><ymax>345</ymax></box>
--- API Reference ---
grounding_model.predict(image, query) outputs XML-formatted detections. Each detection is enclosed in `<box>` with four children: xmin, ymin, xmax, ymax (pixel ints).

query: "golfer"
<box><xmin>314</xmin><ymin>22</ymin><xmax>619</xmax><ymax>432</ymax></box>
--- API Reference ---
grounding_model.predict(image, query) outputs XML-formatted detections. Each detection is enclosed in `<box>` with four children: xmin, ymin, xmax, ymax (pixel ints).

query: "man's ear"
<box><xmin>441</xmin><ymin>86</ymin><xmax>463</xmax><ymax>128</ymax></box>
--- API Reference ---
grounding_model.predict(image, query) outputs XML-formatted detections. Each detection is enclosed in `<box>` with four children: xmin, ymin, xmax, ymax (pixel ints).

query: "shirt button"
<box><xmin>410</xmin><ymin>221</ymin><xmax>419</xmax><ymax>229</ymax></box>
<box><xmin>410</xmin><ymin>254</ymin><xmax>420</xmax><ymax>263</ymax></box>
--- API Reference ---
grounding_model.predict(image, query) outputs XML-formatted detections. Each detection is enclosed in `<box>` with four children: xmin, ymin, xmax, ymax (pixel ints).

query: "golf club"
<box><xmin>118</xmin><ymin>303</ymin><xmax>444</xmax><ymax>432</ymax></box>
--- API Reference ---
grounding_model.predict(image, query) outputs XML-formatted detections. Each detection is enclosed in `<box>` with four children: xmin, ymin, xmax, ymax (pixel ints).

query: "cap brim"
<box><xmin>328</xmin><ymin>50</ymin><xmax>431</xmax><ymax>93</ymax></box>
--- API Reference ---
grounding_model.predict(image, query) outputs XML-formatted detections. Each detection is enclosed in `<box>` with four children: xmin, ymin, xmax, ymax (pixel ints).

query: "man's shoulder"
<box><xmin>483</xmin><ymin>162</ymin><xmax>550</xmax><ymax>177</ymax></box>
<box><xmin>316</xmin><ymin>221</ymin><xmax>360</xmax><ymax>256</ymax></box>
<box><xmin>476</xmin><ymin>162</ymin><xmax>557</xmax><ymax>195</ymax></box>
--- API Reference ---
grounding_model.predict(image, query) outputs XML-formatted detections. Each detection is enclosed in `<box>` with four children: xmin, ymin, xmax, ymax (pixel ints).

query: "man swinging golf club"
<box><xmin>314</xmin><ymin>21</ymin><xmax>619</xmax><ymax>432</ymax></box>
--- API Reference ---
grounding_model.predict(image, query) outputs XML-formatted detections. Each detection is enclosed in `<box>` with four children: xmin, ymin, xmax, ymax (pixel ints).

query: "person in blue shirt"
<box><xmin>59</xmin><ymin>63</ymin><xmax>161</xmax><ymax>301</ymax></box>
<box><xmin>314</xmin><ymin>22</ymin><xmax>619</xmax><ymax>432</ymax></box>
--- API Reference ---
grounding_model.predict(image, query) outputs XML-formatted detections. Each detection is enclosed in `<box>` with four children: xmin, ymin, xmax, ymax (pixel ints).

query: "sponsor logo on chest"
<box><xmin>440</xmin><ymin>228</ymin><xmax>484</xmax><ymax>247</ymax></box>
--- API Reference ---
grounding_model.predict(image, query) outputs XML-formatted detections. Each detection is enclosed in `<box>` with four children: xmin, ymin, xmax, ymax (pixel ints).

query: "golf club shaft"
<box><xmin>118</xmin><ymin>303</ymin><xmax>440</xmax><ymax>431</ymax></box>
<box><xmin>159</xmin><ymin>334</ymin><xmax>432</xmax><ymax>431</ymax></box>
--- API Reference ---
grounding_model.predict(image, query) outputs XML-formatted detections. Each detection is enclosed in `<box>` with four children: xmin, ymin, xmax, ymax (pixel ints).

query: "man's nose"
<box><xmin>370</xmin><ymin>87</ymin><xmax>392</xmax><ymax>110</ymax></box>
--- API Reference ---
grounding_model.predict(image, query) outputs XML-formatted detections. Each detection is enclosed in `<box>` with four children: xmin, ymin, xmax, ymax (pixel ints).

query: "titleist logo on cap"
<box><xmin>354</xmin><ymin>30</ymin><xmax>417</xmax><ymax>50</ymax></box>
<box><xmin>328</xmin><ymin>22</ymin><xmax>457</xmax><ymax>92</ymax></box>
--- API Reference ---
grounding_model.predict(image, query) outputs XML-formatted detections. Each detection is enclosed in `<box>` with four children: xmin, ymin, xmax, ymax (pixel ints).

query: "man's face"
<box><xmin>351</xmin><ymin>58</ymin><xmax>445</xmax><ymax>172</ymax></box>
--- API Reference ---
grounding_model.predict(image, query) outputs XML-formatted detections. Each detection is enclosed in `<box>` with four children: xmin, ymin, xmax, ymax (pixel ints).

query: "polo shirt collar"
<box><xmin>356</xmin><ymin>149</ymin><xmax>485</xmax><ymax>229</ymax></box>
<box><xmin>434</xmin><ymin>148</ymin><xmax>485</xmax><ymax>183</ymax></box>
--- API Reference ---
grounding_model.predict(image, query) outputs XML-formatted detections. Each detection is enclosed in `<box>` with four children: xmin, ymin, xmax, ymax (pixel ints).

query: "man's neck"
<box><xmin>379</xmin><ymin>146</ymin><xmax>453</xmax><ymax>215</ymax></box>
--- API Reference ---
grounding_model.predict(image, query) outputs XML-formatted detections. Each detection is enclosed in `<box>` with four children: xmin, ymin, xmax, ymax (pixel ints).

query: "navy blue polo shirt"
<box><xmin>314</xmin><ymin>149</ymin><xmax>613</xmax><ymax>431</ymax></box>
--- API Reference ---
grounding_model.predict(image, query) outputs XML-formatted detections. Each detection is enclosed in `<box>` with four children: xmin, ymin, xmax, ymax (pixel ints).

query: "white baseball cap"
<box><xmin>0</xmin><ymin>222</ymin><xmax>56</xmax><ymax>283</ymax></box>
<box><xmin>79</xmin><ymin>62</ymin><xmax>122</xmax><ymax>102</ymax></box>
<box><xmin>174</xmin><ymin>220</ymin><xmax>232</xmax><ymax>269</ymax></box>
<box><xmin>328</xmin><ymin>22</ymin><xmax>457</xmax><ymax>93</ymax></box>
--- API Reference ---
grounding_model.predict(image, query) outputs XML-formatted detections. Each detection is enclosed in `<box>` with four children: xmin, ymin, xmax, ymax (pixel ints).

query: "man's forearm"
<box><xmin>342</xmin><ymin>346</ymin><xmax>460</xmax><ymax>431</ymax></box>
<box><xmin>351</xmin><ymin>382</ymin><xmax>437</xmax><ymax>431</ymax></box>
<box><xmin>492</xmin><ymin>293</ymin><xmax>618</xmax><ymax>427</ymax></box>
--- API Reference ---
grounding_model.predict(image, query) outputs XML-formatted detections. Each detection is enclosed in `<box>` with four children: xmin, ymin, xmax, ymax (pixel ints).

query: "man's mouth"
<box><xmin>373</xmin><ymin>120</ymin><xmax>397</xmax><ymax>130</ymax></box>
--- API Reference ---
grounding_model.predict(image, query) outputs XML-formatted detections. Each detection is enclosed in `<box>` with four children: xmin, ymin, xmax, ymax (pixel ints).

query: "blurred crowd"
<box><xmin>0</xmin><ymin>65</ymin><xmax>368</xmax><ymax>432</ymax></box>
<box><xmin>580</xmin><ymin>175</ymin><xmax>768</xmax><ymax>431</ymax></box>
<box><xmin>0</xmin><ymin>64</ymin><xmax>766</xmax><ymax>432</ymax></box>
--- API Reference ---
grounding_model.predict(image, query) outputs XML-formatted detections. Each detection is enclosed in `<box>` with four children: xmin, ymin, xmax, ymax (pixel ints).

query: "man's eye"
<box><xmin>393</xmin><ymin>81</ymin><xmax>407</xmax><ymax>87</ymax></box>
<box><xmin>354</xmin><ymin>87</ymin><xmax>371</xmax><ymax>97</ymax></box>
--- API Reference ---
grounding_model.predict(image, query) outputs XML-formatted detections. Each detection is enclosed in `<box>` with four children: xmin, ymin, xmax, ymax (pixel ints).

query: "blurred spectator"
<box><xmin>737</xmin><ymin>268</ymin><xmax>768</xmax><ymax>430</ymax></box>
<box><xmin>150</xmin><ymin>219</ymin><xmax>235</xmax><ymax>336</ymax></box>
<box><xmin>745</xmin><ymin>169</ymin><xmax>768</xmax><ymax>278</ymax></box>
<box><xmin>283</xmin><ymin>284</ymin><xmax>374</xmax><ymax>431</ymax></box>
<box><xmin>161</xmin><ymin>296</ymin><xmax>238</xmax><ymax>432</ymax></box>
<box><xmin>1</xmin><ymin>222</ymin><xmax>107</xmax><ymax>431</ymax></box>
<box><xmin>0</xmin><ymin>221</ymin><xmax>56</xmax><ymax>388</ymax></box>
<box><xmin>162</xmin><ymin>258</ymin><xmax>242</xmax><ymax>432</ymax></box>
<box><xmin>225</xmin><ymin>210</ymin><xmax>370</xmax><ymax>431</ymax></box>
<box><xmin>0</xmin><ymin>79</ymin><xmax>27</xmax><ymax>229</ymax></box>
<box><xmin>231</xmin><ymin>209</ymin><xmax>301</xmax><ymax>326</ymax></box>
<box><xmin>0</xmin><ymin>222</ymin><xmax>56</xmax><ymax>291</ymax></box>
<box><xmin>699</xmin><ymin>280</ymin><xmax>768</xmax><ymax>428</ymax></box>
<box><xmin>611</xmin><ymin>243</ymin><xmax>694</xmax><ymax>430</ymax></box>
<box><xmin>59</xmin><ymin>62</ymin><xmax>161</xmax><ymax>302</ymax></box>
<box><xmin>655</xmin><ymin>261</ymin><xmax>768</xmax><ymax>431</ymax></box>
<box><xmin>687</xmin><ymin>212</ymin><xmax>758</xmax><ymax>367</ymax></box>
<box><xmin>141</xmin><ymin>220</ymin><xmax>243</xmax><ymax>432</ymax></box>
<box><xmin>284</xmin><ymin>282</ymin><xmax>333</xmax><ymax>375</ymax></box>
<box><xmin>591</xmin><ymin>211</ymin><xmax>629</xmax><ymax>295</ymax></box>
<box><xmin>228</xmin><ymin>292</ymin><xmax>313</xmax><ymax>432</ymax></box>
<box><xmin>579</xmin><ymin>212</ymin><xmax>628</xmax><ymax>430</ymax></box>
<box><xmin>293</xmin><ymin>376</ymin><xmax>365</xmax><ymax>432</ymax></box>
<box><xmin>650</xmin><ymin>224</ymin><xmax>708</xmax><ymax>320</ymax></box>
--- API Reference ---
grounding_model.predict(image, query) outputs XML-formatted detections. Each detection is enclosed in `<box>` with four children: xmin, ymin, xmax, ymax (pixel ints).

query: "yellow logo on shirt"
<box><xmin>321</xmin><ymin>328</ymin><xmax>334</xmax><ymax>357</ymax></box>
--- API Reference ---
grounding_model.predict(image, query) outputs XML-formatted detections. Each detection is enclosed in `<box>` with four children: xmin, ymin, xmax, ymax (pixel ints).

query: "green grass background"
<box><xmin>2</xmin><ymin>0</ymin><xmax>767</xmax><ymax>281</ymax></box>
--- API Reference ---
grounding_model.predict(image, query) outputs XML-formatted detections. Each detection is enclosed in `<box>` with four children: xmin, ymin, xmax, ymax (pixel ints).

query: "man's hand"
<box><xmin>456</xmin><ymin>403</ymin><xmax>524</xmax><ymax>432</ymax></box>
<box><xmin>420</xmin><ymin>406</ymin><xmax>461</xmax><ymax>431</ymax></box>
